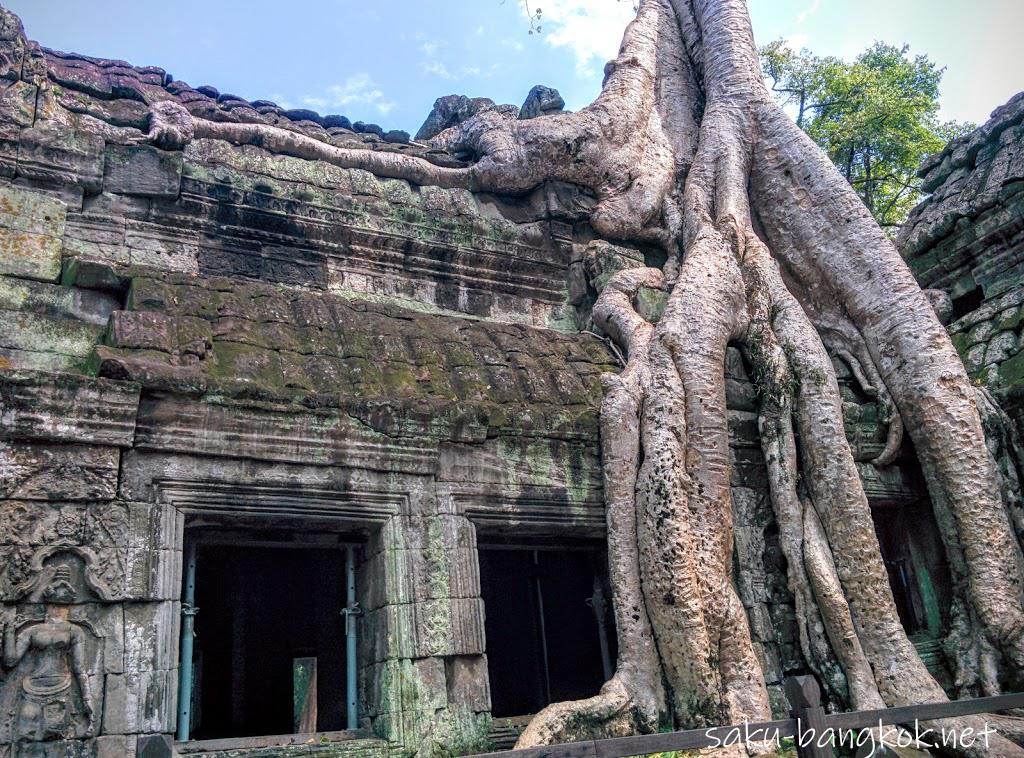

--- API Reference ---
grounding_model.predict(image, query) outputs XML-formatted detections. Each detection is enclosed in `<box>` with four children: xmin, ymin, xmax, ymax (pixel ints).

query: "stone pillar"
<box><xmin>360</xmin><ymin>512</ymin><xmax>489</xmax><ymax>753</ymax></box>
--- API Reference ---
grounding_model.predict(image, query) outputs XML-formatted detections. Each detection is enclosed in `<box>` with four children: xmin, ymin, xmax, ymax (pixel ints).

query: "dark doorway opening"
<box><xmin>872</xmin><ymin>500</ymin><xmax>953</xmax><ymax>640</ymax></box>
<box><xmin>479</xmin><ymin>546</ymin><xmax>615</xmax><ymax>718</ymax></box>
<box><xmin>950</xmin><ymin>284</ymin><xmax>984</xmax><ymax>322</ymax></box>
<box><xmin>187</xmin><ymin>538</ymin><xmax>349</xmax><ymax>740</ymax></box>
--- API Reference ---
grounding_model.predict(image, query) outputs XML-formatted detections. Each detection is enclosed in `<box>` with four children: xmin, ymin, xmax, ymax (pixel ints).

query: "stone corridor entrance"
<box><xmin>479</xmin><ymin>545</ymin><xmax>615</xmax><ymax>718</ymax></box>
<box><xmin>871</xmin><ymin>499</ymin><xmax>955</xmax><ymax>688</ymax></box>
<box><xmin>871</xmin><ymin>501</ymin><xmax>952</xmax><ymax>640</ymax></box>
<box><xmin>179</xmin><ymin>529</ymin><xmax>363</xmax><ymax>741</ymax></box>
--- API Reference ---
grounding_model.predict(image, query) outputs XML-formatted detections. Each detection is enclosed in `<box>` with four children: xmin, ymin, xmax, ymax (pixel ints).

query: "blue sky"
<box><xmin>9</xmin><ymin>1</ymin><xmax>1022</xmax><ymax>134</ymax></box>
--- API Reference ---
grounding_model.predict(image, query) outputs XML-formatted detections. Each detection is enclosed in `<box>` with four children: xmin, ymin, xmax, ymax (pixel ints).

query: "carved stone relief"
<box><xmin>0</xmin><ymin>548</ymin><xmax>108</xmax><ymax>751</ymax></box>
<box><xmin>0</xmin><ymin>503</ymin><xmax>130</xmax><ymax>604</ymax></box>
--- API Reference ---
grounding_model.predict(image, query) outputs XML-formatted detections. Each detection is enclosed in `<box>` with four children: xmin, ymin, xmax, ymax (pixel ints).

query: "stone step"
<box><xmin>913</xmin><ymin>636</ymin><xmax>955</xmax><ymax>693</ymax></box>
<box><xmin>175</xmin><ymin>733</ymin><xmax>390</xmax><ymax>758</ymax></box>
<box><xmin>488</xmin><ymin>716</ymin><xmax>531</xmax><ymax>752</ymax></box>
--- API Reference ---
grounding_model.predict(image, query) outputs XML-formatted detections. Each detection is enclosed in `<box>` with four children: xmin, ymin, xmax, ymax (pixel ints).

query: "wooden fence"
<box><xmin>468</xmin><ymin>677</ymin><xmax>1024</xmax><ymax>758</ymax></box>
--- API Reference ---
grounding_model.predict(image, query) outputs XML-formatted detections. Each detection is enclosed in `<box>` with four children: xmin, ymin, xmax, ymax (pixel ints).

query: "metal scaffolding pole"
<box><xmin>342</xmin><ymin>545</ymin><xmax>360</xmax><ymax>730</ymax></box>
<box><xmin>176</xmin><ymin>542</ymin><xmax>198</xmax><ymax>741</ymax></box>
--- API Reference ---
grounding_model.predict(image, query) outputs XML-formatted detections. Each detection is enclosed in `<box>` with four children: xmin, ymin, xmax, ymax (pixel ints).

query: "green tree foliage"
<box><xmin>760</xmin><ymin>40</ymin><xmax>974</xmax><ymax>231</ymax></box>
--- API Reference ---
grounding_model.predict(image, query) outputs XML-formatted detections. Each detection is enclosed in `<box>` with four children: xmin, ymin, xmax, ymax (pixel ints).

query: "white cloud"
<box><xmin>797</xmin><ymin>0</ymin><xmax>821</xmax><ymax>24</ymax></box>
<box><xmin>420</xmin><ymin>41</ymin><xmax>440</xmax><ymax>57</ymax></box>
<box><xmin>421</xmin><ymin>60</ymin><xmax>455</xmax><ymax>80</ymax></box>
<box><xmin>288</xmin><ymin>74</ymin><xmax>394</xmax><ymax>118</ymax></box>
<box><xmin>325</xmin><ymin>74</ymin><xmax>387</xmax><ymax>108</ymax></box>
<box><xmin>785</xmin><ymin>33</ymin><xmax>809</xmax><ymax>51</ymax></box>
<box><xmin>521</xmin><ymin>0</ymin><xmax>637</xmax><ymax>78</ymax></box>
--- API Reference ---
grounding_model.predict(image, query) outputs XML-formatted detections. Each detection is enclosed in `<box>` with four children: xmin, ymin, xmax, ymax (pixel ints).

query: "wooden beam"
<box><xmin>462</xmin><ymin>687</ymin><xmax>1024</xmax><ymax>758</ymax></box>
<box><xmin>293</xmin><ymin>656</ymin><xmax>318</xmax><ymax>734</ymax></box>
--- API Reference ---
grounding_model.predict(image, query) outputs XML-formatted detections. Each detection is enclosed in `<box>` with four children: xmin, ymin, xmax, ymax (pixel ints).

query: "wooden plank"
<box><xmin>463</xmin><ymin>719</ymin><xmax>796</xmax><ymax>758</ymax></box>
<box><xmin>463</xmin><ymin>692</ymin><xmax>1024</xmax><ymax>758</ymax></box>
<box><xmin>826</xmin><ymin>692</ymin><xmax>1024</xmax><ymax>731</ymax></box>
<box><xmin>594</xmin><ymin>718</ymin><xmax>796</xmax><ymax>756</ymax></box>
<box><xmin>786</xmin><ymin>676</ymin><xmax>830</xmax><ymax>758</ymax></box>
<box><xmin>294</xmin><ymin>656</ymin><xmax>318</xmax><ymax>734</ymax></box>
<box><xmin>464</xmin><ymin>696</ymin><xmax>1024</xmax><ymax>758</ymax></box>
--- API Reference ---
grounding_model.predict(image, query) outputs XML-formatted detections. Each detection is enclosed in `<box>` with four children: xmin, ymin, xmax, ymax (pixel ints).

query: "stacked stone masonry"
<box><xmin>0</xmin><ymin>8</ymin><xmax>981</xmax><ymax>758</ymax></box>
<box><xmin>900</xmin><ymin>92</ymin><xmax>1024</xmax><ymax>423</ymax></box>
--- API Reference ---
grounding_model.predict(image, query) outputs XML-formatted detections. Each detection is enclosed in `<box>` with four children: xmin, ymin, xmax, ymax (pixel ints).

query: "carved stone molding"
<box><xmin>454</xmin><ymin>491</ymin><xmax>605</xmax><ymax>537</ymax></box>
<box><xmin>0</xmin><ymin>370</ymin><xmax>140</xmax><ymax>448</ymax></box>
<box><xmin>155</xmin><ymin>480</ymin><xmax>406</xmax><ymax>524</ymax></box>
<box><xmin>135</xmin><ymin>396</ymin><xmax>442</xmax><ymax>476</ymax></box>
<box><xmin>11</xmin><ymin>546</ymin><xmax>119</xmax><ymax>604</ymax></box>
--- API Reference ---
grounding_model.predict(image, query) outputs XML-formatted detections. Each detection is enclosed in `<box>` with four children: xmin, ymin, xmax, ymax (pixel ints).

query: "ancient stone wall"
<box><xmin>0</xmin><ymin>10</ymin><xmax>621</xmax><ymax>755</ymax></box>
<box><xmin>900</xmin><ymin>92</ymin><xmax>1024</xmax><ymax>425</ymax></box>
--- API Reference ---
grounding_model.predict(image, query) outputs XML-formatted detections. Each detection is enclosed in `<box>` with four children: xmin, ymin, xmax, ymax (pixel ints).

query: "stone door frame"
<box><xmin>152</xmin><ymin>478</ymin><xmax>406</xmax><ymax>744</ymax></box>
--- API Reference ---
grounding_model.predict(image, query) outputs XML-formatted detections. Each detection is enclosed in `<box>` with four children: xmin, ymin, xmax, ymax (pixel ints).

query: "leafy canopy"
<box><xmin>760</xmin><ymin>40</ymin><xmax>974</xmax><ymax>231</ymax></box>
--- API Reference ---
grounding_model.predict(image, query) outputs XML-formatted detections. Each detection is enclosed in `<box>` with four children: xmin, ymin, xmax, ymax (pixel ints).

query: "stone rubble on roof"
<box><xmin>26</xmin><ymin>34</ymin><xmax>429</xmax><ymax>159</ymax></box>
<box><xmin>519</xmin><ymin>85</ymin><xmax>565</xmax><ymax>120</ymax></box>
<box><xmin>25</xmin><ymin>27</ymin><xmax>569</xmax><ymax>172</ymax></box>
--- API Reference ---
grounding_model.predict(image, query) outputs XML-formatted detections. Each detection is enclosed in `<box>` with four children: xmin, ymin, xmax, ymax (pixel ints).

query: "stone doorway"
<box><xmin>179</xmin><ymin>528</ymin><xmax>365</xmax><ymax>742</ymax></box>
<box><xmin>479</xmin><ymin>545</ymin><xmax>615</xmax><ymax>719</ymax></box>
<box><xmin>871</xmin><ymin>499</ymin><xmax>956</xmax><ymax>689</ymax></box>
<box><xmin>871</xmin><ymin>500</ymin><xmax>952</xmax><ymax>641</ymax></box>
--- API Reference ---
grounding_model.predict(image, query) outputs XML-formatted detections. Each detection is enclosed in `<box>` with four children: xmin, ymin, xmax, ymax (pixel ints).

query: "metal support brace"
<box><xmin>176</xmin><ymin>543</ymin><xmax>198</xmax><ymax>741</ymax></box>
<box><xmin>342</xmin><ymin>545</ymin><xmax>362</xmax><ymax>730</ymax></box>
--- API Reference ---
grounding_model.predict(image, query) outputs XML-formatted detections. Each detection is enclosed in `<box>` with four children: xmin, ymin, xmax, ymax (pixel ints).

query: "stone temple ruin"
<box><xmin>0</xmin><ymin>4</ymin><xmax>1022</xmax><ymax>757</ymax></box>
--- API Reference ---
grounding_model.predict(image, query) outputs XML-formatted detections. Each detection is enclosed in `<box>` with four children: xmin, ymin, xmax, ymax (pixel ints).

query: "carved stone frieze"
<box><xmin>0</xmin><ymin>506</ymin><xmax>132</xmax><ymax>605</ymax></box>
<box><xmin>10</xmin><ymin>547</ymin><xmax>118</xmax><ymax>605</ymax></box>
<box><xmin>0</xmin><ymin>551</ymin><xmax>111</xmax><ymax>747</ymax></box>
<box><xmin>0</xmin><ymin>443</ymin><xmax>119</xmax><ymax>502</ymax></box>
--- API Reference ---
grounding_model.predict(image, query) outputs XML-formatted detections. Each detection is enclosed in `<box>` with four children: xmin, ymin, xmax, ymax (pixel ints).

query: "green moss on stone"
<box><xmin>950</xmin><ymin>330</ymin><xmax>970</xmax><ymax>359</ymax></box>
<box><xmin>998</xmin><ymin>351</ymin><xmax>1024</xmax><ymax>388</ymax></box>
<box><xmin>995</xmin><ymin>307</ymin><xmax>1023</xmax><ymax>333</ymax></box>
<box><xmin>0</xmin><ymin>307</ymin><xmax>104</xmax><ymax>358</ymax></box>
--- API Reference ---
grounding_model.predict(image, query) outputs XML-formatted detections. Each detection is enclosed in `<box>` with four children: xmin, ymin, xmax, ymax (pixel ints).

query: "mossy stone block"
<box><xmin>0</xmin><ymin>185</ymin><xmax>67</xmax><ymax>282</ymax></box>
<box><xmin>0</xmin><ymin>306</ymin><xmax>104</xmax><ymax>358</ymax></box>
